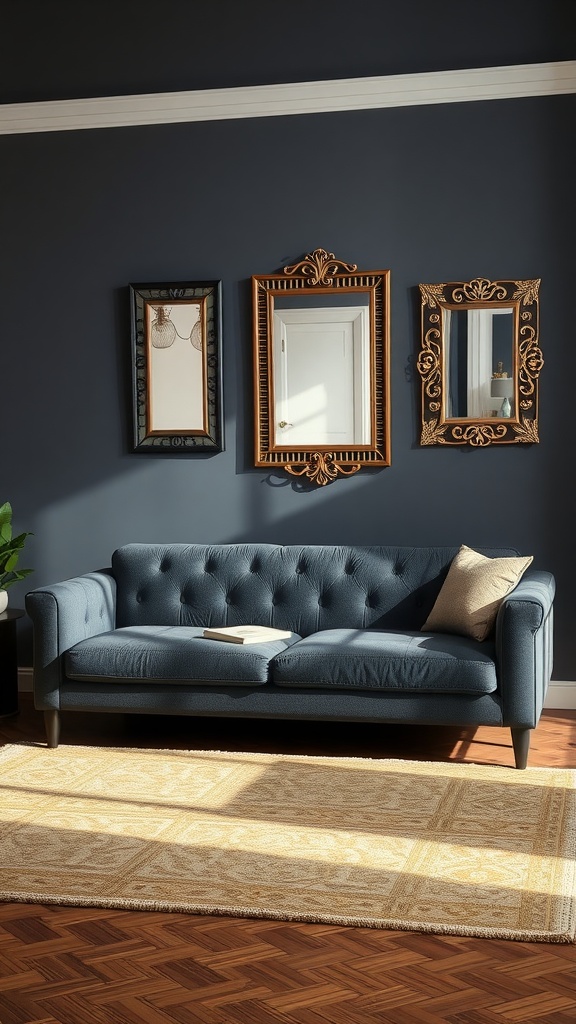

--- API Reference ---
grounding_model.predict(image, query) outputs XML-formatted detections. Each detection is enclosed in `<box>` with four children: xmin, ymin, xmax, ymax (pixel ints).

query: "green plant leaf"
<box><xmin>10</xmin><ymin>532</ymin><xmax>32</xmax><ymax>549</ymax></box>
<box><xmin>0</xmin><ymin>500</ymin><xmax>12</xmax><ymax>544</ymax></box>
<box><xmin>0</xmin><ymin>503</ymin><xmax>32</xmax><ymax>590</ymax></box>
<box><xmin>0</xmin><ymin>544</ymin><xmax>24</xmax><ymax>569</ymax></box>
<box><xmin>0</xmin><ymin>567</ymin><xmax>33</xmax><ymax>589</ymax></box>
<box><xmin>0</xmin><ymin>501</ymin><xmax>12</xmax><ymax>527</ymax></box>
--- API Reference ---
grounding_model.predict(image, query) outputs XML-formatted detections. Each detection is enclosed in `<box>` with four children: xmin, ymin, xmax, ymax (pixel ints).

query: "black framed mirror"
<box><xmin>417</xmin><ymin>277</ymin><xmax>542</xmax><ymax>446</ymax></box>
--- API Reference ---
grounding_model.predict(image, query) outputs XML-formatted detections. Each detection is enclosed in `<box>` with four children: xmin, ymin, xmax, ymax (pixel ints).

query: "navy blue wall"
<box><xmin>1</xmin><ymin>1</ymin><xmax>575</xmax><ymax>677</ymax></box>
<box><xmin>1</xmin><ymin>0</ymin><xmax>573</xmax><ymax>101</ymax></box>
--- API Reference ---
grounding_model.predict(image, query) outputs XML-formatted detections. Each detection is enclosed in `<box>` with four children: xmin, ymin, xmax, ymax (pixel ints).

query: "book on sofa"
<box><xmin>202</xmin><ymin>625</ymin><xmax>293</xmax><ymax>644</ymax></box>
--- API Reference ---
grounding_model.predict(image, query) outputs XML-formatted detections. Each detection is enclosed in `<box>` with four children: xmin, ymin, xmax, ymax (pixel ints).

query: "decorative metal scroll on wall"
<box><xmin>417</xmin><ymin>277</ymin><xmax>542</xmax><ymax>447</ymax></box>
<box><xmin>252</xmin><ymin>249</ymin><xmax>391</xmax><ymax>484</ymax></box>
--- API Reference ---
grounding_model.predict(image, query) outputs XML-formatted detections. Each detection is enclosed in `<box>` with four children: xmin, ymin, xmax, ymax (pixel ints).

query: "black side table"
<box><xmin>0</xmin><ymin>608</ymin><xmax>25</xmax><ymax>718</ymax></box>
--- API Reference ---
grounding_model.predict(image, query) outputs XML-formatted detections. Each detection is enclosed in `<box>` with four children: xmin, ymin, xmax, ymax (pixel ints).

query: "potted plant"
<box><xmin>0</xmin><ymin>501</ymin><xmax>33</xmax><ymax>614</ymax></box>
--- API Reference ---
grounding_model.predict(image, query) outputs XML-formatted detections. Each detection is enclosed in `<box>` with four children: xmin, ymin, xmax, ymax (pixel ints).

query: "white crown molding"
<box><xmin>1</xmin><ymin>61</ymin><xmax>575</xmax><ymax>137</ymax></box>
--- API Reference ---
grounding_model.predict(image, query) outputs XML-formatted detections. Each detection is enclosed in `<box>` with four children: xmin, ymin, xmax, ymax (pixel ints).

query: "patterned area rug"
<box><xmin>1</xmin><ymin>743</ymin><xmax>575</xmax><ymax>943</ymax></box>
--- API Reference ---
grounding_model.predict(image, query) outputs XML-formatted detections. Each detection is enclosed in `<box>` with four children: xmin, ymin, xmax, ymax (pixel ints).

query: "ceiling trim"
<box><xmin>1</xmin><ymin>61</ymin><xmax>574</xmax><ymax>136</ymax></box>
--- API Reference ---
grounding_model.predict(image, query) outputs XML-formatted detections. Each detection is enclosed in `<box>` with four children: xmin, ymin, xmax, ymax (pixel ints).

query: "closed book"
<box><xmin>202</xmin><ymin>625</ymin><xmax>292</xmax><ymax>644</ymax></box>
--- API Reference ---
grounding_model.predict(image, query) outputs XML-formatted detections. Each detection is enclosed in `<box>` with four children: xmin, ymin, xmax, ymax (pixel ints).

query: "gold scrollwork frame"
<box><xmin>417</xmin><ymin>277</ymin><xmax>542</xmax><ymax>447</ymax></box>
<box><xmin>252</xmin><ymin>249</ymin><xmax>391</xmax><ymax>484</ymax></box>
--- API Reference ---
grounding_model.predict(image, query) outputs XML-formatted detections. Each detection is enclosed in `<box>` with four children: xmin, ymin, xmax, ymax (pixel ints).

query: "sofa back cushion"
<box><xmin>112</xmin><ymin>543</ymin><xmax>521</xmax><ymax>637</ymax></box>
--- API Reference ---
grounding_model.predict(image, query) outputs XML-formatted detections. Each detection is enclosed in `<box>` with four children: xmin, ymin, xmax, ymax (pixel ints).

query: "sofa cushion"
<box><xmin>421</xmin><ymin>544</ymin><xmax>533</xmax><ymax>642</ymax></box>
<box><xmin>65</xmin><ymin>625</ymin><xmax>302</xmax><ymax>686</ymax></box>
<box><xmin>270</xmin><ymin>628</ymin><xmax>497</xmax><ymax>694</ymax></box>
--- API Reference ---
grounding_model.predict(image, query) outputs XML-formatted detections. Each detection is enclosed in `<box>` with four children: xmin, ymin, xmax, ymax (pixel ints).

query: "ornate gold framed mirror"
<box><xmin>252</xmin><ymin>249</ymin><xmax>390</xmax><ymax>485</ymax></box>
<box><xmin>417</xmin><ymin>277</ymin><xmax>542</xmax><ymax>446</ymax></box>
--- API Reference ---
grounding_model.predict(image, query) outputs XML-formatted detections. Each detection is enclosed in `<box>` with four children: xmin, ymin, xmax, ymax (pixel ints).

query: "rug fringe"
<box><xmin>2</xmin><ymin>741</ymin><xmax>575</xmax><ymax>778</ymax></box>
<box><xmin>2</xmin><ymin>891</ymin><xmax>574</xmax><ymax>944</ymax></box>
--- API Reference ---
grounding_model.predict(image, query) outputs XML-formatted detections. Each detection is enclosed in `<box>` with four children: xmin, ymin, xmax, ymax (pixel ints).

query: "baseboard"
<box><xmin>18</xmin><ymin>667</ymin><xmax>33</xmax><ymax>692</ymax></box>
<box><xmin>542</xmin><ymin>681</ymin><xmax>576</xmax><ymax>710</ymax></box>
<box><xmin>17</xmin><ymin>668</ymin><xmax>576</xmax><ymax>709</ymax></box>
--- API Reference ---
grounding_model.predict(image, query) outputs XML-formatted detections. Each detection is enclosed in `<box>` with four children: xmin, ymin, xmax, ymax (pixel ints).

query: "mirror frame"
<box><xmin>252</xmin><ymin>248</ymin><xmax>390</xmax><ymax>485</ymax></box>
<box><xmin>417</xmin><ymin>277</ymin><xmax>542</xmax><ymax>446</ymax></box>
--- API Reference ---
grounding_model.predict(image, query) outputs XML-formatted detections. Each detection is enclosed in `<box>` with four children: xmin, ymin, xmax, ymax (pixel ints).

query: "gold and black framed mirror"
<box><xmin>252</xmin><ymin>248</ymin><xmax>390</xmax><ymax>485</ymax></box>
<box><xmin>417</xmin><ymin>277</ymin><xmax>542</xmax><ymax>446</ymax></box>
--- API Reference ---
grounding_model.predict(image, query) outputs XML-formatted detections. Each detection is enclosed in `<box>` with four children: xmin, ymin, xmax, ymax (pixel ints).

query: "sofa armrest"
<box><xmin>494</xmin><ymin>569</ymin><xmax>555</xmax><ymax>727</ymax></box>
<box><xmin>25</xmin><ymin>571</ymin><xmax>117</xmax><ymax>710</ymax></box>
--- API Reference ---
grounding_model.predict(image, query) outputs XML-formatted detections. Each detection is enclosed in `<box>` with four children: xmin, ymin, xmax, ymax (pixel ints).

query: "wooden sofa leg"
<box><xmin>44</xmin><ymin>710</ymin><xmax>60</xmax><ymax>749</ymax></box>
<box><xmin>511</xmin><ymin>727</ymin><xmax>531</xmax><ymax>769</ymax></box>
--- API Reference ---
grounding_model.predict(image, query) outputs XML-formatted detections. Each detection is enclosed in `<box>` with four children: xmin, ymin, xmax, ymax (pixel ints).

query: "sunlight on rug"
<box><xmin>0</xmin><ymin>743</ymin><xmax>575</xmax><ymax>943</ymax></box>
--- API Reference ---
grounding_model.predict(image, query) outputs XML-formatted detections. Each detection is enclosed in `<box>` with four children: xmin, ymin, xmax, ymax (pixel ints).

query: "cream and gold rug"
<box><xmin>1</xmin><ymin>743</ymin><xmax>575</xmax><ymax>943</ymax></box>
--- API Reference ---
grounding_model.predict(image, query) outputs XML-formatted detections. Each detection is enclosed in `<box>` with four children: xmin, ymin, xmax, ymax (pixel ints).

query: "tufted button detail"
<box><xmin>136</xmin><ymin>592</ymin><xmax>143</xmax><ymax>603</ymax></box>
<box><xmin>159</xmin><ymin>559</ymin><xmax>171</xmax><ymax>572</ymax></box>
<box><xmin>345</xmin><ymin>560</ymin><xmax>355</xmax><ymax>575</ymax></box>
<box><xmin>394</xmin><ymin>562</ymin><xmax>405</xmax><ymax>576</ymax></box>
<box><xmin>296</xmin><ymin>561</ymin><xmax>307</xmax><ymax>575</ymax></box>
<box><xmin>250</xmin><ymin>559</ymin><xmax>260</xmax><ymax>573</ymax></box>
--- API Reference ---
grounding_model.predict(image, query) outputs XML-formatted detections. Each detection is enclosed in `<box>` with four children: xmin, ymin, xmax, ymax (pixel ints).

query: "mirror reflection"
<box><xmin>445</xmin><ymin>307</ymin><xmax>515</xmax><ymax>419</ymax></box>
<box><xmin>273</xmin><ymin>294</ymin><xmax>370</xmax><ymax>447</ymax></box>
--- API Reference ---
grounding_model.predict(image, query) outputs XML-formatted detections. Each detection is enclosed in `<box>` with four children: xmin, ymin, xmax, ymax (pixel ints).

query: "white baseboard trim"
<box><xmin>1</xmin><ymin>61</ymin><xmax>575</xmax><ymax>136</ymax></box>
<box><xmin>542</xmin><ymin>681</ymin><xmax>576</xmax><ymax>710</ymax></box>
<box><xmin>17</xmin><ymin>668</ymin><xmax>576</xmax><ymax>708</ymax></box>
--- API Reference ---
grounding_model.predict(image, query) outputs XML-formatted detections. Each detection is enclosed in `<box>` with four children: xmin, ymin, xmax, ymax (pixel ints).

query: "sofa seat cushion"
<box><xmin>270</xmin><ymin>628</ymin><xmax>497</xmax><ymax>694</ymax></box>
<box><xmin>65</xmin><ymin>625</ymin><xmax>302</xmax><ymax>686</ymax></box>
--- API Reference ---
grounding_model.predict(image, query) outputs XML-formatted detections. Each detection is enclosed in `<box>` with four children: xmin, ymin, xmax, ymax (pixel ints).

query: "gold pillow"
<box><xmin>421</xmin><ymin>544</ymin><xmax>533</xmax><ymax>642</ymax></box>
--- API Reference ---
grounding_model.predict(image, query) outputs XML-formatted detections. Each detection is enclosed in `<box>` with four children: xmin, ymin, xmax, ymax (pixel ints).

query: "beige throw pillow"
<box><xmin>421</xmin><ymin>544</ymin><xmax>533</xmax><ymax>642</ymax></box>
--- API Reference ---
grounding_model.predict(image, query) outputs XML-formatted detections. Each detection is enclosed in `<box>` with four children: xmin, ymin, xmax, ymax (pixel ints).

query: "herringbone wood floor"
<box><xmin>1</xmin><ymin>696</ymin><xmax>575</xmax><ymax>1024</ymax></box>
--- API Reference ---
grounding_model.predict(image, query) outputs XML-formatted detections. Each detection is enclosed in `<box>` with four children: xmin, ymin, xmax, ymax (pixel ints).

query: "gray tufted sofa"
<box><xmin>25</xmin><ymin>542</ymin><xmax>555</xmax><ymax>768</ymax></box>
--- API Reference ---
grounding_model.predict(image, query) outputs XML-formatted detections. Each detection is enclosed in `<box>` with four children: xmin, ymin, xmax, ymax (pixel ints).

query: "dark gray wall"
<box><xmin>1</xmin><ymin>2</ymin><xmax>575</xmax><ymax>677</ymax></box>
<box><xmin>2</xmin><ymin>0</ymin><xmax>574</xmax><ymax>102</ymax></box>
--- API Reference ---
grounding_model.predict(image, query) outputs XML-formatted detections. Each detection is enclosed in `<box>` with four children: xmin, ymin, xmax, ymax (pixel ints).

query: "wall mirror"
<box><xmin>417</xmin><ymin>277</ymin><xmax>542</xmax><ymax>446</ymax></box>
<box><xmin>252</xmin><ymin>248</ymin><xmax>390</xmax><ymax>484</ymax></box>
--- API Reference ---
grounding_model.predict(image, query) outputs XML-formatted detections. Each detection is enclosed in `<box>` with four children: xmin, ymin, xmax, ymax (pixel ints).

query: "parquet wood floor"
<box><xmin>1</xmin><ymin>696</ymin><xmax>576</xmax><ymax>1023</ymax></box>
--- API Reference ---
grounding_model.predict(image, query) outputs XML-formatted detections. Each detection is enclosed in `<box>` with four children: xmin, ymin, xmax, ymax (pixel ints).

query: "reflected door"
<box><xmin>273</xmin><ymin>307</ymin><xmax>369</xmax><ymax>447</ymax></box>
